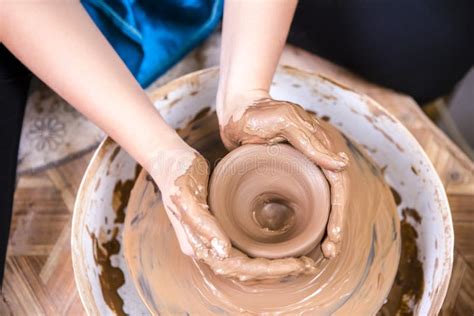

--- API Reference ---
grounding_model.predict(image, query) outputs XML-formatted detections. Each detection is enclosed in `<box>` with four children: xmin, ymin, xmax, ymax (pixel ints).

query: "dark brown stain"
<box><xmin>321</xmin><ymin>115</ymin><xmax>330</xmax><ymax>122</ymax></box>
<box><xmin>368</xmin><ymin>119</ymin><xmax>404</xmax><ymax>152</ymax></box>
<box><xmin>390</xmin><ymin>186</ymin><xmax>402</xmax><ymax>206</ymax></box>
<box><xmin>411</xmin><ymin>166</ymin><xmax>419</xmax><ymax>175</ymax></box>
<box><xmin>361</xmin><ymin>144</ymin><xmax>377</xmax><ymax>154</ymax></box>
<box><xmin>319</xmin><ymin>75</ymin><xmax>352</xmax><ymax>91</ymax></box>
<box><xmin>350</xmin><ymin>107</ymin><xmax>404</xmax><ymax>152</ymax></box>
<box><xmin>110</xmin><ymin>147</ymin><xmax>121</xmax><ymax>163</ymax></box>
<box><xmin>369</xmin><ymin>106</ymin><xmax>397</xmax><ymax>124</ymax></box>
<box><xmin>168</xmin><ymin>97</ymin><xmax>183</xmax><ymax>108</ymax></box>
<box><xmin>107</xmin><ymin>146</ymin><xmax>122</xmax><ymax>176</ymax></box>
<box><xmin>320</xmin><ymin>94</ymin><xmax>337</xmax><ymax>101</ymax></box>
<box><xmin>90</xmin><ymin>227</ymin><xmax>126</xmax><ymax>316</ymax></box>
<box><xmin>305</xmin><ymin>109</ymin><xmax>317</xmax><ymax>116</ymax></box>
<box><xmin>449</xmin><ymin>171</ymin><xmax>460</xmax><ymax>181</ymax></box>
<box><xmin>176</xmin><ymin>107</ymin><xmax>212</xmax><ymax>139</ymax></box>
<box><xmin>378</xmin><ymin>210</ymin><xmax>424</xmax><ymax>315</ymax></box>
<box><xmin>112</xmin><ymin>164</ymin><xmax>142</xmax><ymax>224</ymax></box>
<box><xmin>130</xmin><ymin>212</ymin><xmax>145</xmax><ymax>227</ymax></box>
<box><xmin>89</xmin><ymin>163</ymin><xmax>142</xmax><ymax>314</ymax></box>
<box><xmin>402</xmin><ymin>207</ymin><xmax>422</xmax><ymax>224</ymax></box>
<box><xmin>190</xmin><ymin>91</ymin><xmax>199</xmax><ymax>96</ymax></box>
<box><xmin>145</xmin><ymin>174</ymin><xmax>159</xmax><ymax>193</ymax></box>
<box><xmin>190</xmin><ymin>107</ymin><xmax>211</xmax><ymax>126</ymax></box>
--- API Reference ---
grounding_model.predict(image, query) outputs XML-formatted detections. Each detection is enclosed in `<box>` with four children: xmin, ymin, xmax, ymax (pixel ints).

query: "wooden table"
<box><xmin>1</xmin><ymin>48</ymin><xmax>473</xmax><ymax>315</ymax></box>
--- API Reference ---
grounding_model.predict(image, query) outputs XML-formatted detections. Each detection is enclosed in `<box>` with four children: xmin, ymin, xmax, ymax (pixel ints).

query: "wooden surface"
<box><xmin>1</xmin><ymin>51</ymin><xmax>473</xmax><ymax>315</ymax></box>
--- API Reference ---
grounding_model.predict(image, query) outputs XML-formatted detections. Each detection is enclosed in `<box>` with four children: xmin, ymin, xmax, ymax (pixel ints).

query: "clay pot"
<box><xmin>209</xmin><ymin>144</ymin><xmax>329</xmax><ymax>259</ymax></box>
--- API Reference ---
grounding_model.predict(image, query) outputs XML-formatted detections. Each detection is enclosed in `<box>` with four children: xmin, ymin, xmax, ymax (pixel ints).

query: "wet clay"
<box><xmin>90</xmin><ymin>160</ymin><xmax>141</xmax><ymax>316</ymax></box>
<box><xmin>209</xmin><ymin>144</ymin><xmax>330</xmax><ymax>260</ymax></box>
<box><xmin>378</xmin><ymin>208</ymin><xmax>424</xmax><ymax>315</ymax></box>
<box><xmin>89</xmin><ymin>228</ymin><xmax>125</xmax><ymax>316</ymax></box>
<box><xmin>124</xmin><ymin>111</ymin><xmax>401</xmax><ymax>315</ymax></box>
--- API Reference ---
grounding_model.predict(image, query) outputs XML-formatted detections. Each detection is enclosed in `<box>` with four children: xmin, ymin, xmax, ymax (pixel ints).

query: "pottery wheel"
<box><xmin>123</xmin><ymin>112</ymin><xmax>401</xmax><ymax>315</ymax></box>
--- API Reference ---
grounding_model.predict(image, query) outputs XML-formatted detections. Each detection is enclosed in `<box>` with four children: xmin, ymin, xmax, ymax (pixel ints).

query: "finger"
<box><xmin>164</xmin><ymin>207</ymin><xmax>195</xmax><ymax>256</ymax></box>
<box><xmin>219</xmin><ymin>126</ymin><xmax>239</xmax><ymax>151</ymax></box>
<box><xmin>283</xmin><ymin>125</ymin><xmax>348</xmax><ymax>171</ymax></box>
<box><xmin>170</xmin><ymin>193</ymin><xmax>231</xmax><ymax>258</ymax></box>
<box><xmin>206</xmin><ymin>249</ymin><xmax>317</xmax><ymax>281</ymax></box>
<box><xmin>165</xmin><ymin>201</ymin><xmax>220</xmax><ymax>260</ymax></box>
<box><xmin>321</xmin><ymin>169</ymin><xmax>348</xmax><ymax>258</ymax></box>
<box><xmin>169</xmin><ymin>155</ymin><xmax>232</xmax><ymax>258</ymax></box>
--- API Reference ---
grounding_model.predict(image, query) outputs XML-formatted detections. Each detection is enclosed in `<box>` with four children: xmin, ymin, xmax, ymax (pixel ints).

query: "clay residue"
<box><xmin>124</xmin><ymin>112</ymin><xmax>401</xmax><ymax>315</ymax></box>
<box><xmin>378</xmin><ymin>210</ymin><xmax>424</xmax><ymax>315</ymax></box>
<box><xmin>175</xmin><ymin>106</ymin><xmax>211</xmax><ymax>142</ymax></box>
<box><xmin>109</xmin><ymin>146</ymin><xmax>121</xmax><ymax>163</ymax></box>
<box><xmin>112</xmin><ymin>164</ymin><xmax>142</xmax><ymax>224</ymax></box>
<box><xmin>349</xmin><ymin>107</ymin><xmax>405</xmax><ymax>152</ymax></box>
<box><xmin>90</xmin><ymin>227</ymin><xmax>126</xmax><ymax>316</ymax></box>
<box><xmin>402</xmin><ymin>207</ymin><xmax>422</xmax><ymax>224</ymax></box>
<box><xmin>88</xmin><ymin>162</ymin><xmax>142</xmax><ymax>315</ymax></box>
<box><xmin>390</xmin><ymin>186</ymin><xmax>402</xmax><ymax>206</ymax></box>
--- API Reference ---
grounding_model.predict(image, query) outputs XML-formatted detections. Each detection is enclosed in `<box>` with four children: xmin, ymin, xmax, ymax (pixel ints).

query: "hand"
<box><xmin>146</xmin><ymin>141</ymin><xmax>231</xmax><ymax>259</ymax></box>
<box><xmin>146</xmin><ymin>139</ymin><xmax>318</xmax><ymax>281</ymax></box>
<box><xmin>217</xmin><ymin>90</ymin><xmax>349</xmax><ymax>258</ymax></box>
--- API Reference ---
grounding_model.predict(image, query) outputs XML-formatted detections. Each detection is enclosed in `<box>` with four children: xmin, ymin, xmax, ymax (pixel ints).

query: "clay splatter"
<box><xmin>145</xmin><ymin>174</ymin><xmax>159</xmax><ymax>193</ymax></box>
<box><xmin>89</xmin><ymin>163</ymin><xmax>142</xmax><ymax>314</ymax></box>
<box><xmin>110</xmin><ymin>146</ymin><xmax>121</xmax><ymax>163</ymax></box>
<box><xmin>378</xmin><ymin>209</ymin><xmax>424</xmax><ymax>315</ymax></box>
<box><xmin>90</xmin><ymin>228</ymin><xmax>126</xmax><ymax>316</ymax></box>
<box><xmin>402</xmin><ymin>207</ymin><xmax>422</xmax><ymax>224</ymax></box>
<box><xmin>112</xmin><ymin>164</ymin><xmax>142</xmax><ymax>224</ymax></box>
<box><xmin>390</xmin><ymin>186</ymin><xmax>402</xmax><ymax>206</ymax></box>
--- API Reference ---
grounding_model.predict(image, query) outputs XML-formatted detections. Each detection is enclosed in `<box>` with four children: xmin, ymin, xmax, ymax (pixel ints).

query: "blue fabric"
<box><xmin>82</xmin><ymin>0</ymin><xmax>223</xmax><ymax>87</ymax></box>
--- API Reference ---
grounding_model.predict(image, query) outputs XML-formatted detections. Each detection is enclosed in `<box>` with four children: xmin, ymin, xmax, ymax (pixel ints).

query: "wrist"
<box><xmin>143</xmin><ymin>131</ymin><xmax>194</xmax><ymax>184</ymax></box>
<box><xmin>216</xmin><ymin>88</ymin><xmax>270</xmax><ymax>125</ymax></box>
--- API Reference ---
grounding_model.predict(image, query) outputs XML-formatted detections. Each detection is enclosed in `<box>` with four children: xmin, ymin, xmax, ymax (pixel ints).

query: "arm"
<box><xmin>217</xmin><ymin>0</ymin><xmax>296</xmax><ymax>121</ymax></box>
<box><xmin>217</xmin><ymin>0</ymin><xmax>348</xmax><ymax>259</ymax></box>
<box><xmin>0</xmin><ymin>1</ymin><xmax>174</xmax><ymax>165</ymax></box>
<box><xmin>0</xmin><ymin>1</ymin><xmax>229</xmax><ymax>258</ymax></box>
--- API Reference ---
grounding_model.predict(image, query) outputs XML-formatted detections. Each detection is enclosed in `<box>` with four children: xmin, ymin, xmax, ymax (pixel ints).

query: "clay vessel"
<box><xmin>209</xmin><ymin>144</ymin><xmax>330</xmax><ymax>259</ymax></box>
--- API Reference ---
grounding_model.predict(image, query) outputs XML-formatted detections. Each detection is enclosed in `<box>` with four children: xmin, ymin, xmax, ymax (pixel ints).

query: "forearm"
<box><xmin>0</xmin><ymin>1</ymin><xmax>184</xmax><ymax>171</ymax></box>
<box><xmin>217</xmin><ymin>0</ymin><xmax>297</xmax><ymax>122</ymax></box>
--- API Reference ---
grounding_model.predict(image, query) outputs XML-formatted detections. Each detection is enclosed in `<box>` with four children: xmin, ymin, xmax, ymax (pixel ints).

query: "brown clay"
<box><xmin>124</xmin><ymin>111</ymin><xmax>401</xmax><ymax>315</ymax></box>
<box><xmin>209</xmin><ymin>144</ymin><xmax>330</xmax><ymax>259</ymax></box>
